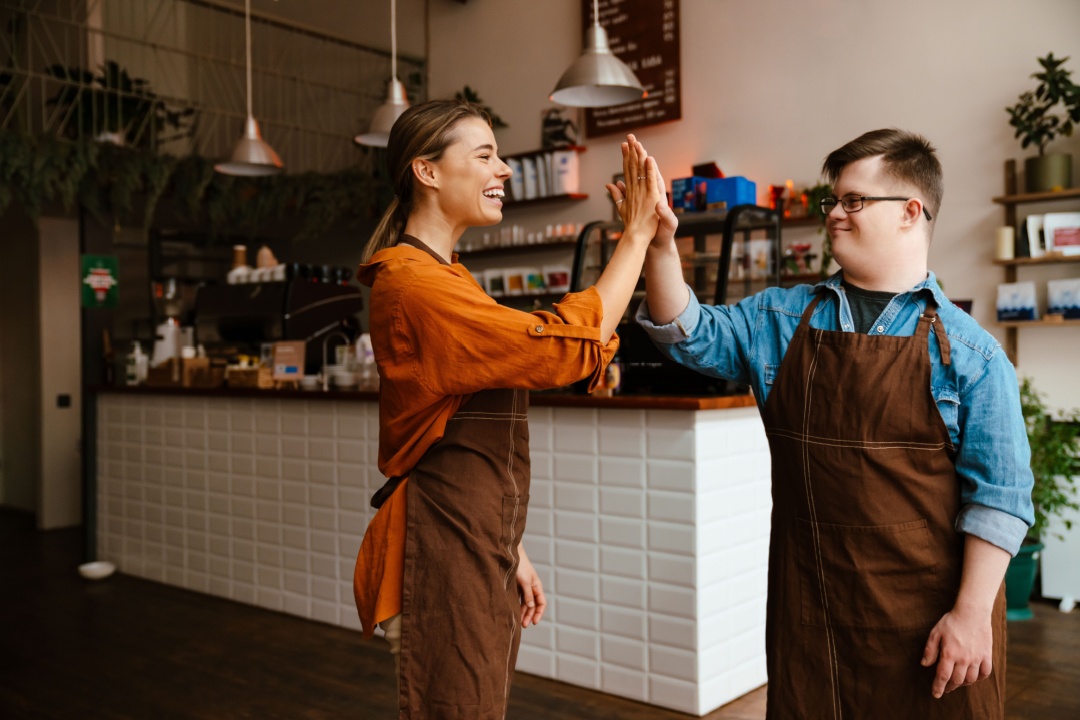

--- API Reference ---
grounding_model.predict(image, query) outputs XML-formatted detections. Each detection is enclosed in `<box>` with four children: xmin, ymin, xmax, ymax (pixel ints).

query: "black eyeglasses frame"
<box><xmin>820</xmin><ymin>194</ymin><xmax>933</xmax><ymax>222</ymax></box>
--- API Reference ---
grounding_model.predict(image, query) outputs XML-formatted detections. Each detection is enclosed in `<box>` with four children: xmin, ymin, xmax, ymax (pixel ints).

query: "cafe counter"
<box><xmin>92</xmin><ymin>386</ymin><xmax>771</xmax><ymax>716</ymax></box>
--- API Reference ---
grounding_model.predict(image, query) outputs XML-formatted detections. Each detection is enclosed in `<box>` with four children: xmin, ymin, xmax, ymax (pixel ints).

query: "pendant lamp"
<box><xmin>549</xmin><ymin>0</ymin><xmax>646</xmax><ymax>108</ymax></box>
<box><xmin>215</xmin><ymin>0</ymin><xmax>283</xmax><ymax>176</ymax></box>
<box><xmin>355</xmin><ymin>0</ymin><xmax>409</xmax><ymax>148</ymax></box>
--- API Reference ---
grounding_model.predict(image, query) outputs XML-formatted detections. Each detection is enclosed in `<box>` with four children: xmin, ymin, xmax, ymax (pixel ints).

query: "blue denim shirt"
<box><xmin>637</xmin><ymin>271</ymin><xmax>1035</xmax><ymax>556</ymax></box>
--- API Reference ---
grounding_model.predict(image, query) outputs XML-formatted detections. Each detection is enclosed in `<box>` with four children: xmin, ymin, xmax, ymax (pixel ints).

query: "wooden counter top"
<box><xmin>93</xmin><ymin>385</ymin><xmax>757</xmax><ymax>411</ymax></box>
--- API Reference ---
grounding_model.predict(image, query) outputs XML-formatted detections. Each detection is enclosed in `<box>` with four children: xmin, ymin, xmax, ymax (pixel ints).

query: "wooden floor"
<box><xmin>1</xmin><ymin>508</ymin><xmax>1076</xmax><ymax>719</ymax></box>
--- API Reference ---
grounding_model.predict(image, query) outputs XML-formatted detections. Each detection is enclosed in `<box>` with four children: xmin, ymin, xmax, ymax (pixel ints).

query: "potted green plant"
<box><xmin>45</xmin><ymin>60</ymin><xmax>194</xmax><ymax>149</ymax></box>
<box><xmin>1005</xmin><ymin>52</ymin><xmax>1080</xmax><ymax>193</ymax></box>
<box><xmin>1005</xmin><ymin>377</ymin><xmax>1080</xmax><ymax>620</ymax></box>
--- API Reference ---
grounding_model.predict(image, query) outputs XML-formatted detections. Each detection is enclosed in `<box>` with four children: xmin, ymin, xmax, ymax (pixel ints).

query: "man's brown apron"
<box><xmin>396</xmin><ymin>387</ymin><xmax>530</xmax><ymax>719</ymax></box>
<box><xmin>760</xmin><ymin>294</ymin><xmax>1006</xmax><ymax>719</ymax></box>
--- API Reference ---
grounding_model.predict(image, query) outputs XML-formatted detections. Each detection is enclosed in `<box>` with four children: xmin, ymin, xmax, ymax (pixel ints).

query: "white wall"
<box><xmin>428</xmin><ymin>0</ymin><xmax>1080</xmax><ymax>411</ymax></box>
<box><xmin>37</xmin><ymin>218</ymin><xmax>83</xmax><ymax>530</ymax></box>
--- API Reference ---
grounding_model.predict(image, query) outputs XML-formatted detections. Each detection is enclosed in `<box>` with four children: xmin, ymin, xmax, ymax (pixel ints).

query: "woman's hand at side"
<box><xmin>516</xmin><ymin>543</ymin><xmax>546</xmax><ymax>628</ymax></box>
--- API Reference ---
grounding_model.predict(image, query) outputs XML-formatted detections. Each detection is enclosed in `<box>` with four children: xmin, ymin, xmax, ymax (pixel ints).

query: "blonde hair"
<box><xmin>362</xmin><ymin>99</ymin><xmax>492</xmax><ymax>262</ymax></box>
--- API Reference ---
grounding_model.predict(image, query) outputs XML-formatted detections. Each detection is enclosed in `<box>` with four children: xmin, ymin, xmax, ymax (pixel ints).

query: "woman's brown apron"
<box><xmin>760</xmin><ymin>294</ymin><xmax>1006</xmax><ymax>719</ymax></box>
<box><xmin>396</xmin><ymin>387</ymin><xmax>530</xmax><ymax>719</ymax></box>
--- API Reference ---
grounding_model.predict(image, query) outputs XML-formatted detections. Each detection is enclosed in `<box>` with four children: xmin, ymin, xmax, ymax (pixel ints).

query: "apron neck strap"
<box><xmin>919</xmin><ymin>302</ymin><xmax>952</xmax><ymax>366</ymax></box>
<box><xmin>797</xmin><ymin>292</ymin><xmax>824</xmax><ymax>328</ymax></box>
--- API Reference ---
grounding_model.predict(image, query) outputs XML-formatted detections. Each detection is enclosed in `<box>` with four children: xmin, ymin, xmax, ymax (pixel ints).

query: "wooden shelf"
<box><xmin>501</xmin><ymin>145</ymin><xmax>587</xmax><ymax>162</ymax></box>
<box><xmin>993</xmin><ymin>254</ymin><xmax>1080</xmax><ymax>267</ymax></box>
<box><xmin>781</xmin><ymin>215</ymin><xmax>822</xmax><ymax>227</ymax></box>
<box><xmin>501</xmin><ymin>193</ymin><xmax>589</xmax><ymax>210</ymax></box>
<box><xmin>996</xmin><ymin>318</ymin><xmax>1080</xmax><ymax>329</ymax></box>
<box><xmin>457</xmin><ymin>239</ymin><xmax>577</xmax><ymax>259</ymax></box>
<box><xmin>992</xmin><ymin>187</ymin><xmax>1080</xmax><ymax>206</ymax></box>
<box><xmin>491</xmin><ymin>292</ymin><xmax>568</xmax><ymax>305</ymax></box>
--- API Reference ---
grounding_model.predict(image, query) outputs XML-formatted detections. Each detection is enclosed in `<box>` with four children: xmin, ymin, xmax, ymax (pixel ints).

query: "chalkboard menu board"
<box><xmin>582</xmin><ymin>0</ymin><xmax>681</xmax><ymax>138</ymax></box>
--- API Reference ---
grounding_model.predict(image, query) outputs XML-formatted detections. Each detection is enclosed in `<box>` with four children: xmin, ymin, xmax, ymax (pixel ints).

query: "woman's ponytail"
<box><xmin>362</xmin><ymin>196</ymin><xmax>407</xmax><ymax>262</ymax></box>
<box><xmin>359</xmin><ymin>99</ymin><xmax>492</xmax><ymax>263</ymax></box>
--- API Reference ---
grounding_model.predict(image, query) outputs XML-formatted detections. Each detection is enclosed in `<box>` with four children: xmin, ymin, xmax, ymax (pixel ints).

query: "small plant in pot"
<box><xmin>1005</xmin><ymin>377</ymin><xmax>1080</xmax><ymax>620</ymax></box>
<box><xmin>1005</xmin><ymin>52</ymin><xmax>1080</xmax><ymax>193</ymax></box>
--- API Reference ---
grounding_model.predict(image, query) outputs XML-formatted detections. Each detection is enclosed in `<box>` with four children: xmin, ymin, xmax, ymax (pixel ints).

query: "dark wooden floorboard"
<box><xmin>2</xmin><ymin>508</ymin><xmax>1078</xmax><ymax>719</ymax></box>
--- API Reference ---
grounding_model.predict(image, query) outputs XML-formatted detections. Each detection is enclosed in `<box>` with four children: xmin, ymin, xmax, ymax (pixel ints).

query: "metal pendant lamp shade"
<box><xmin>549</xmin><ymin>1</ymin><xmax>646</xmax><ymax>108</ymax></box>
<box><xmin>215</xmin><ymin>0</ymin><xmax>283</xmax><ymax>176</ymax></box>
<box><xmin>355</xmin><ymin>78</ymin><xmax>408</xmax><ymax>148</ymax></box>
<box><xmin>355</xmin><ymin>0</ymin><xmax>409</xmax><ymax>148</ymax></box>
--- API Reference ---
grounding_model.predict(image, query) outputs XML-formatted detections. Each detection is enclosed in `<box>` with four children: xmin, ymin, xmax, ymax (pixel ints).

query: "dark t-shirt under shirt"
<box><xmin>842</xmin><ymin>280</ymin><xmax>897</xmax><ymax>334</ymax></box>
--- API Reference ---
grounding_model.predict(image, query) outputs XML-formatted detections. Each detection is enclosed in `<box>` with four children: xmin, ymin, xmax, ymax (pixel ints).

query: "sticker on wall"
<box><xmin>82</xmin><ymin>255</ymin><xmax>119</xmax><ymax>308</ymax></box>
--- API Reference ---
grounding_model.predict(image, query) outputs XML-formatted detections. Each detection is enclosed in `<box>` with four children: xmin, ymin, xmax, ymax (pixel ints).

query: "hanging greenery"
<box><xmin>0</xmin><ymin>130</ymin><xmax>391</xmax><ymax>241</ymax></box>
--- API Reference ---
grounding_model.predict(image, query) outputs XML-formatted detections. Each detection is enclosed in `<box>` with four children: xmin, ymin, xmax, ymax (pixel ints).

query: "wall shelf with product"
<box><xmin>456</xmin><ymin>238</ymin><xmax>578</xmax><ymax>260</ymax></box>
<box><xmin>499</xmin><ymin>145</ymin><xmax>588</xmax><ymax>209</ymax></box>
<box><xmin>992</xmin><ymin>159</ymin><xmax>1080</xmax><ymax>363</ymax></box>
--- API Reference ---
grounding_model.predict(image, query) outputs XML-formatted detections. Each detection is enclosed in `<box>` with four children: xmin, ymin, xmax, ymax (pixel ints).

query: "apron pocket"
<box><xmin>798</xmin><ymin>517</ymin><xmax>945</xmax><ymax>631</ymax></box>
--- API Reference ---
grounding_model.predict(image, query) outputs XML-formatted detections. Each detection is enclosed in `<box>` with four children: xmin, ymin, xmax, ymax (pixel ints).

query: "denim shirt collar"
<box><xmin>813</xmin><ymin>270</ymin><xmax>946</xmax><ymax>333</ymax></box>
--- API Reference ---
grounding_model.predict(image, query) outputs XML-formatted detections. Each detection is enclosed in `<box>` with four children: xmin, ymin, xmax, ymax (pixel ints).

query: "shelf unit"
<box><xmin>499</xmin><ymin>145</ymin><xmax>589</xmax><ymax>208</ymax></box>
<box><xmin>501</xmin><ymin>193</ymin><xmax>589</xmax><ymax>210</ymax></box>
<box><xmin>456</xmin><ymin>239</ymin><xmax>578</xmax><ymax>260</ymax></box>
<box><xmin>992</xmin><ymin>160</ymin><xmax>1080</xmax><ymax>362</ymax></box>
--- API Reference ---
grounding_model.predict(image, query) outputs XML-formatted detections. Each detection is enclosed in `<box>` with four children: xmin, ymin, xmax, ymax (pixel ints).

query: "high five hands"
<box><xmin>605</xmin><ymin>134</ymin><xmax>678</xmax><ymax>248</ymax></box>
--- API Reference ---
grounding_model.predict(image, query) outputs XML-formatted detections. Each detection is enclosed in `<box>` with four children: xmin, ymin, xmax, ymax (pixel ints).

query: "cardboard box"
<box><xmin>672</xmin><ymin>176</ymin><xmax>757</xmax><ymax>213</ymax></box>
<box><xmin>144</xmin><ymin>358</ymin><xmax>221</xmax><ymax>388</ymax></box>
<box><xmin>227</xmin><ymin>366</ymin><xmax>274</xmax><ymax>389</ymax></box>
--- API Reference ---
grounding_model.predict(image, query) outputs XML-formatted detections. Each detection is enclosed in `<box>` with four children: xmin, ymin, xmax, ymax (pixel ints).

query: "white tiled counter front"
<box><xmin>95</xmin><ymin>390</ymin><xmax>771</xmax><ymax>716</ymax></box>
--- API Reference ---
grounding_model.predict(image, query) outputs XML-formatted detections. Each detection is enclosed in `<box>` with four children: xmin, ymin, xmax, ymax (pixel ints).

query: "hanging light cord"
<box><xmin>244</xmin><ymin>0</ymin><xmax>253</xmax><ymax>119</ymax></box>
<box><xmin>391</xmin><ymin>0</ymin><xmax>398</xmax><ymax>81</ymax></box>
<box><xmin>592</xmin><ymin>0</ymin><xmax>599</xmax><ymax>29</ymax></box>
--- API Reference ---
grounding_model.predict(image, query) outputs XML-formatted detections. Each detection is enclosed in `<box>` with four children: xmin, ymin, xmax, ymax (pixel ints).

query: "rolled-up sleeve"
<box><xmin>953</xmin><ymin>351</ymin><xmax>1035</xmax><ymax>556</ymax></box>
<box><xmin>402</xmin><ymin>268</ymin><xmax>618</xmax><ymax>396</ymax></box>
<box><xmin>636</xmin><ymin>285</ymin><xmax>758</xmax><ymax>386</ymax></box>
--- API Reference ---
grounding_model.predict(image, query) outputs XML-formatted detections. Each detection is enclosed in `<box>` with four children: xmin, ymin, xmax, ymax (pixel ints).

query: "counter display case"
<box><xmin>569</xmin><ymin>205</ymin><xmax>818</xmax><ymax>396</ymax></box>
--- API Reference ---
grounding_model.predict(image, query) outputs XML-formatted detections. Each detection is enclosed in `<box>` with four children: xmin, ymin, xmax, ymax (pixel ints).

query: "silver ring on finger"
<box><xmin>637</xmin><ymin>176</ymin><xmax>646</xmax><ymax>180</ymax></box>
<box><xmin>616</xmin><ymin>199</ymin><xmax>624</xmax><ymax>204</ymax></box>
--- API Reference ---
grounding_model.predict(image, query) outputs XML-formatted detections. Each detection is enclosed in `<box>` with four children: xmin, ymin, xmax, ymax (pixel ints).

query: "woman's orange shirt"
<box><xmin>352</xmin><ymin>239</ymin><xmax>618</xmax><ymax>637</ymax></box>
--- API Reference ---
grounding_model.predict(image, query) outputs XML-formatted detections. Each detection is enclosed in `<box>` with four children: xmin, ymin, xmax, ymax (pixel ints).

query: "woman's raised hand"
<box><xmin>605</xmin><ymin>134</ymin><xmax>663</xmax><ymax>243</ymax></box>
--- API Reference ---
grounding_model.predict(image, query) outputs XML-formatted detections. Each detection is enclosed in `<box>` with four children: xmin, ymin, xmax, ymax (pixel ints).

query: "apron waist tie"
<box><xmin>371</xmin><ymin>474</ymin><xmax>407</xmax><ymax>509</ymax></box>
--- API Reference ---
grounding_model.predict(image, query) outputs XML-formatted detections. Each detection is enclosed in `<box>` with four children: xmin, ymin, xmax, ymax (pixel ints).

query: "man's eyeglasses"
<box><xmin>820</xmin><ymin>193</ymin><xmax>933</xmax><ymax>221</ymax></box>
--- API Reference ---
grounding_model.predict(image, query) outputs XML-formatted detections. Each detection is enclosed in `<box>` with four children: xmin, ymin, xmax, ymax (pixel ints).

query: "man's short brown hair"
<box><xmin>822</xmin><ymin>129</ymin><xmax>943</xmax><ymax>220</ymax></box>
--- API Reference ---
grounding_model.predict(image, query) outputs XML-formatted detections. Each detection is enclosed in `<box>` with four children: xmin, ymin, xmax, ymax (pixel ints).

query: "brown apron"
<box><xmin>397</xmin><ymin>387</ymin><xmax>530</xmax><ymax>719</ymax></box>
<box><xmin>760</xmin><ymin>294</ymin><xmax>1006</xmax><ymax>719</ymax></box>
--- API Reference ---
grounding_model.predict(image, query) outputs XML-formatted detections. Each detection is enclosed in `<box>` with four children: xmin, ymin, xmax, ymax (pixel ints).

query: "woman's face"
<box><xmin>426</xmin><ymin>117</ymin><xmax>512</xmax><ymax>229</ymax></box>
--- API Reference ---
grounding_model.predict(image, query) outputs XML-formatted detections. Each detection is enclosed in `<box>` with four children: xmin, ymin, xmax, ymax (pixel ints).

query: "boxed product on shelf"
<box><xmin>671</xmin><ymin>176</ymin><xmax>757</xmax><ymax>213</ymax></box>
<box><xmin>483</xmin><ymin>268</ymin><xmax>506</xmax><ymax>297</ymax></box>
<box><xmin>543</xmin><ymin>264</ymin><xmax>571</xmax><ymax>293</ymax></box>
<box><xmin>524</xmin><ymin>268</ymin><xmax>546</xmax><ymax>293</ymax></box>
<box><xmin>1047</xmin><ymin>278</ymin><xmax>1080</xmax><ymax>318</ymax></box>
<box><xmin>550</xmin><ymin>149</ymin><xmax>580</xmax><ymax>195</ymax></box>
<box><xmin>996</xmin><ymin>281</ymin><xmax>1039</xmax><ymax>321</ymax></box>
<box><xmin>506</xmin><ymin>158</ymin><xmax>524</xmax><ymax>201</ymax></box>
<box><xmin>1043</xmin><ymin>212</ymin><xmax>1080</xmax><ymax>255</ymax></box>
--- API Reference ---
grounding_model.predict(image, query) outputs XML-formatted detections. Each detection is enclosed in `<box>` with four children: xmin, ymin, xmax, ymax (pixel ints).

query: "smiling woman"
<box><xmin>350</xmin><ymin>98</ymin><xmax>666</xmax><ymax>718</ymax></box>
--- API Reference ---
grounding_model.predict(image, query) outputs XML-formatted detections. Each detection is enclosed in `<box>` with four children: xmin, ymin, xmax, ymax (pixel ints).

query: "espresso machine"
<box><xmin>194</xmin><ymin>277</ymin><xmax>363</xmax><ymax>374</ymax></box>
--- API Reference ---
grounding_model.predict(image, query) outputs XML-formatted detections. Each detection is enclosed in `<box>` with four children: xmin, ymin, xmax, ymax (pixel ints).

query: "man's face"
<box><xmin>826</xmin><ymin>156</ymin><xmax>911</xmax><ymax>273</ymax></box>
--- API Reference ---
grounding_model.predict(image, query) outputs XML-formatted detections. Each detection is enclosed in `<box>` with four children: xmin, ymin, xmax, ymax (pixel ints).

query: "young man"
<box><xmin>631</xmin><ymin>129</ymin><xmax>1034</xmax><ymax>718</ymax></box>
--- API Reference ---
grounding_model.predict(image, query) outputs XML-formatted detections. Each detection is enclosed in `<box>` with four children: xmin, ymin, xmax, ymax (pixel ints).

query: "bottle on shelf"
<box><xmin>125</xmin><ymin>342</ymin><xmax>148</xmax><ymax>386</ymax></box>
